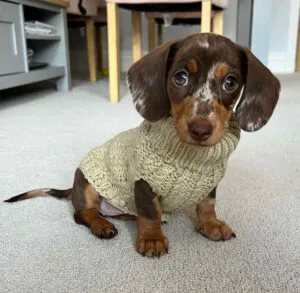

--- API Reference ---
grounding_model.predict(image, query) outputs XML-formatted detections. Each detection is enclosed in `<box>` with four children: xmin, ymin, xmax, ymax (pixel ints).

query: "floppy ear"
<box><xmin>235</xmin><ymin>48</ymin><xmax>281</xmax><ymax>132</ymax></box>
<box><xmin>127</xmin><ymin>40</ymin><xmax>177</xmax><ymax>121</ymax></box>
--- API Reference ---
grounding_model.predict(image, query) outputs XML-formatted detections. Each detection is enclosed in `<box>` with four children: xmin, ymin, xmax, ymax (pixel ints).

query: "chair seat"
<box><xmin>94</xmin><ymin>7</ymin><xmax>107</xmax><ymax>23</ymax></box>
<box><xmin>57</xmin><ymin>0</ymin><xmax>70</xmax><ymax>7</ymax></box>
<box><xmin>68</xmin><ymin>0</ymin><xmax>103</xmax><ymax>16</ymax></box>
<box><xmin>68</xmin><ymin>9</ymin><xmax>107</xmax><ymax>25</ymax></box>
<box><xmin>106</xmin><ymin>0</ymin><xmax>228</xmax><ymax>10</ymax></box>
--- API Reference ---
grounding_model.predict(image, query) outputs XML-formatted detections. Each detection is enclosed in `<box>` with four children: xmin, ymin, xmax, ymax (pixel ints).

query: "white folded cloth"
<box><xmin>25</xmin><ymin>21</ymin><xmax>58</xmax><ymax>36</ymax></box>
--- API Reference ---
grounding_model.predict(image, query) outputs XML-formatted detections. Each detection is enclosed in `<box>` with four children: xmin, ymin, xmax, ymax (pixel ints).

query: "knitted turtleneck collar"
<box><xmin>138</xmin><ymin>115</ymin><xmax>241</xmax><ymax>170</ymax></box>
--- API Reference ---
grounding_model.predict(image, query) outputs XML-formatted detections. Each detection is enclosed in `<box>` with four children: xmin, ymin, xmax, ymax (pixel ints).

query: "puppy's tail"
<box><xmin>4</xmin><ymin>188</ymin><xmax>72</xmax><ymax>203</ymax></box>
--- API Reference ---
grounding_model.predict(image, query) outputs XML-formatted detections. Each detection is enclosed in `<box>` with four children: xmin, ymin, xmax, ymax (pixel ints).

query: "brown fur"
<box><xmin>196</xmin><ymin>188</ymin><xmax>236</xmax><ymax>241</ymax></box>
<box><xmin>187</xmin><ymin>59</ymin><xmax>198</xmax><ymax>73</ymax></box>
<box><xmin>4</xmin><ymin>188</ymin><xmax>71</xmax><ymax>202</ymax></box>
<box><xmin>171</xmin><ymin>96</ymin><xmax>195</xmax><ymax>143</ymax></box>
<box><xmin>215</xmin><ymin>62</ymin><xmax>230</xmax><ymax>79</ymax></box>
<box><xmin>205</xmin><ymin>100</ymin><xmax>233</xmax><ymax>145</ymax></box>
<box><xmin>135</xmin><ymin>179</ymin><xmax>158</xmax><ymax>220</ymax></box>
<box><xmin>171</xmin><ymin>95</ymin><xmax>233</xmax><ymax>146</ymax></box>
<box><xmin>74</xmin><ymin>208</ymin><xmax>118</xmax><ymax>239</ymax></box>
<box><xmin>72</xmin><ymin>169</ymin><xmax>118</xmax><ymax>239</ymax></box>
<box><xmin>135</xmin><ymin>184</ymin><xmax>168</xmax><ymax>257</ymax></box>
<box><xmin>84</xmin><ymin>184</ymin><xmax>100</xmax><ymax>209</ymax></box>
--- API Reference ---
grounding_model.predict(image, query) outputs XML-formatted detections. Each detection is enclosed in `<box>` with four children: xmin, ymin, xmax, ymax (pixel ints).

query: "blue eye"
<box><xmin>173</xmin><ymin>70</ymin><xmax>189</xmax><ymax>86</ymax></box>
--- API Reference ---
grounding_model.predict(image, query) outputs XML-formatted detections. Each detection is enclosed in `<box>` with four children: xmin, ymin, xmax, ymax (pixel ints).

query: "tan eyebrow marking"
<box><xmin>215</xmin><ymin>63</ymin><xmax>230</xmax><ymax>79</ymax></box>
<box><xmin>187</xmin><ymin>59</ymin><xmax>198</xmax><ymax>73</ymax></box>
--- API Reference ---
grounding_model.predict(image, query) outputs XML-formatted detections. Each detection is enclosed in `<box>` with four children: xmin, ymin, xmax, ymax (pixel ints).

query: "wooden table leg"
<box><xmin>132</xmin><ymin>11</ymin><xmax>142</xmax><ymax>62</ymax></box>
<box><xmin>201</xmin><ymin>0</ymin><xmax>212</xmax><ymax>33</ymax></box>
<box><xmin>107</xmin><ymin>2</ymin><xmax>120</xmax><ymax>103</ymax></box>
<box><xmin>213</xmin><ymin>11</ymin><xmax>224</xmax><ymax>35</ymax></box>
<box><xmin>86</xmin><ymin>17</ymin><xmax>97</xmax><ymax>83</ymax></box>
<box><xmin>148</xmin><ymin>18</ymin><xmax>155</xmax><ymax>52</ymax></box>
<box><xmin>157</xmin><ymin>23</ymin><xmax>163</xmax><ymax>46</ymax></box>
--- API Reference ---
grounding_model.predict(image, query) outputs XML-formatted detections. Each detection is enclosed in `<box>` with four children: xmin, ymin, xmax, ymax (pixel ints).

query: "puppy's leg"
<box><xmin>135</xmin><ymin>179</ymin><xmax>168</xmax><ymax>257</ymax></box>
<box><xmin>196</xmin><ymin>187</ymin><xmax>236</xmax><ymax>241</ymax></box>
<box><xmin>72</xmin><ymin>169</ymin><xmax>118</xmax><ymax>239</ymax></box>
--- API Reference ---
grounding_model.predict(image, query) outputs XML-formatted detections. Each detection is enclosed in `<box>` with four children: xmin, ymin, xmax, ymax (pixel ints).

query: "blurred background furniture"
<box><xmin>67</xmin><ymin>0</ymin><xmax>106</xmax><ymax>83</ymax></box>
<box><xmin>106</xmin><ymin>0</ymin><xmax>229</xmax><ymax>103</ymax></box>
<box><xmin>0</xmin><ymin>0</ymin><xmax>71</xmax><ymax>91</ymax></box>
<box><xmin>146</xmin><ymin>10</ymin><xmax>224</xmax><ymax>52</ymax></box>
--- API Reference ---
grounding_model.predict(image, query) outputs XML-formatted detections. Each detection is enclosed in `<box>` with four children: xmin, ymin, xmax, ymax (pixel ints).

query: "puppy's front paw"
<box><xmin>197</xmin><ymin>219</ymin><xmax>236</xmax><ymax>241</ymax></box>
<box><xmin>136</xmin><ymin>234</ymin><xmax>169</xmax><ymax>257</ymax></box>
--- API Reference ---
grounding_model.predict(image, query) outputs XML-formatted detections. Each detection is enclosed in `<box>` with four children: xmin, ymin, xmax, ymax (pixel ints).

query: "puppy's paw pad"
<box><xmin>137</xmin><ymin>235</ymin><xmax>169</xmax><ymax>258</ymax></box>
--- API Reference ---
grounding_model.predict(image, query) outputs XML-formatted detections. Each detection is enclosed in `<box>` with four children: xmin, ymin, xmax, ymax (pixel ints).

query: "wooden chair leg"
<box><xmin>157</xmin><ymin>23</ymin><xmax>163</xmax><ymax>46</ymax></box>
<box><xmin>213</xmin><ymin>11</ymin><xmax>224</xmax><ymax>35</ymax></box>
<box><xmin>96</xmin><ymin>26</ymin><xmax>103</xmax><ymax>73</ymax></box>
<box><xmin>132</xmin><ymin>11</ymin><xmax>142</xmax><ymax>62</ymax></box>
<box><xmin>107</xmin><ymin>2</ymin><xmax>120</xmax><ymax>103</ymax></box>
<box><xmin>201</xmin><ymin>0</ymin><xmax>212</xmax><ymax>33</ymax></box>
<box><xmin>86</xmin><ymin>17</ymin><xmax>97</xmax><ymax>83</ymax></box>
<box><xmin>148</xmin><ymin>18</ymin><xmax>155</xmax><ymax>52</ymax></box>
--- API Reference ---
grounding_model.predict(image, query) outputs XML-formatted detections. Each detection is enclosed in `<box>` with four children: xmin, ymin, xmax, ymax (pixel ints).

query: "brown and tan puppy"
<box><xmin>5</xmin><ymin>34</ymin><xmax>280</xmax><ymax>258</ymax></box>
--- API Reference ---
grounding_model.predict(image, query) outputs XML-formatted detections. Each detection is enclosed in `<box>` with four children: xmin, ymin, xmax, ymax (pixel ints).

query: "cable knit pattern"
<box><xmin>79</xmin><ymin>116</ymin><xmax>240</xmax><ymax>222</ymax></box>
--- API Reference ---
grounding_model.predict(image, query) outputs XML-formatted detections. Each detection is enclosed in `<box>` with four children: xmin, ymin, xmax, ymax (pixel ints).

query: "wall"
<box><xmin>267</xmin><ymin>0</ymin><xmax>300</xmax><ymax>73</ymax></box>
<box><xmin>267</xmin><ymin>0</ymin><xmax>290</xmax><ymax>71</ymax></box>
<box><xmin>237</xmin><ymin>0</ymin><xmax>252</xmax><ymax>48</ymax></box>
<box><xmin>251</xmin><ymin>0</ymin><xmax>273</xmax><ymax>66</ymax></box>
<box><xmin>69</xmin><ymin>1</ymin><xmax>238</xmax><ymax>75</ymax></box>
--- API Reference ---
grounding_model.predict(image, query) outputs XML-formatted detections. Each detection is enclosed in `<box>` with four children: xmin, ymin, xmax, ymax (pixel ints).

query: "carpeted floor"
<box><xmin>0</xmin><ymin>75</ymin><xmax>299</xmax><ymax>293</ymax></box>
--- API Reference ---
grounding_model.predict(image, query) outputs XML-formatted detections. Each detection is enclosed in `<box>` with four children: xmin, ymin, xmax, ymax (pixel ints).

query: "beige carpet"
<box><xmin>0</xmin><ymin>75</ymin><xmax>299</xmax><ymax>293</ymax></box>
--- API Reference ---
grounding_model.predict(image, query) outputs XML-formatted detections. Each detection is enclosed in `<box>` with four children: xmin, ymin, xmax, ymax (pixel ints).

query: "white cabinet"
<box><xmin>0</xmin><ymin>0</ymin><xmax>70</xmax><ymax>92</ymax></box>
<box><xmin>0</xmin><ymin>1</ymin><xmax>26</xmax><ymax>75</ymax></box>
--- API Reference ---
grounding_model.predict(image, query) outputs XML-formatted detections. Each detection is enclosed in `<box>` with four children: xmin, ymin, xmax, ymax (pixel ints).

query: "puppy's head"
<box><xmin>127</xmin><ymin>34</ymin><xmax>280</xmax><ymax>146</ymax></box>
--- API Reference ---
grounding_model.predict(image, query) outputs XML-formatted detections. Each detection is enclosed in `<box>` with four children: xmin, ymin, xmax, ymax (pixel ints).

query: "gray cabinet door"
<box><xmin>0</xmin><ymin>1</ymin><xmax>26</xmax><ymax>75</ymax></box>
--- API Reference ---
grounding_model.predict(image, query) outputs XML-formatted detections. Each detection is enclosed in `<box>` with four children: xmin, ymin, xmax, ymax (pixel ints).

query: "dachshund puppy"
<box><xmin>5</xmin><ymin>34</ymin><xmax>280</xmax><ymax>258</ymax></box>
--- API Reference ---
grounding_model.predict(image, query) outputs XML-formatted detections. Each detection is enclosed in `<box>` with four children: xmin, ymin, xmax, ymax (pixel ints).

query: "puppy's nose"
<box><xmin>188</xmin><ymin>121</ymin><xmax>213</xmax><ymax>141</ymax></box>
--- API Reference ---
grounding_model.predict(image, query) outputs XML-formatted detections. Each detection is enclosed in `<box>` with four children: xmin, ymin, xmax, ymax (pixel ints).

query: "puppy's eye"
<box><xmin>173</xmin><ymin>70</ymin><xmax>189</xmax><ymax>86</ymax></box>
<box><xmin>223</xmin><ymin>75</ymin><xmax>238</xmax><ymax>92</ymax></box>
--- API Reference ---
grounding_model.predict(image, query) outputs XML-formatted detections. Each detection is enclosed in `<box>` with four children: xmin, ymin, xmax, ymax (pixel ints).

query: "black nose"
<box><xmin>188</xmin><ymin>121</ymin><xmax>213</xmax><ymax>141</ymax></box>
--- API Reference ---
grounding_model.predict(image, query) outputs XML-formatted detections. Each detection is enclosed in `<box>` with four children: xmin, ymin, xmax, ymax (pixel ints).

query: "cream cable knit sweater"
<box><xmin>79</xmin><ymin>116</ymin><xmax>241</xmax><ymax>222</ymax></box>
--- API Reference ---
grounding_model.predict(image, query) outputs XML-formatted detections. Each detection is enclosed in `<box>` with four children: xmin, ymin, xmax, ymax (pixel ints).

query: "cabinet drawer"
<box><xmin>0</xmin><ymin>1</ymin><xmax>26</xmax><ymax>76</ymax></box>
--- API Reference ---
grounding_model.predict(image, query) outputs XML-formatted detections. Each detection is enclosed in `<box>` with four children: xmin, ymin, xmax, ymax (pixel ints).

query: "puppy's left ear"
<box><xmin>127</xmin><ymin>40</ymin><xmax>178</xmax><ymax>121</ymax></box>
<box><xmin>235</xmin><ymin>48</ymin><xmax>281</xmax><ymax>132</ymax></box>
